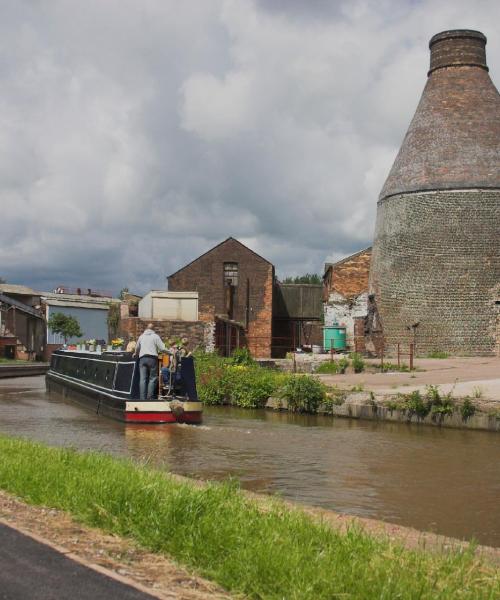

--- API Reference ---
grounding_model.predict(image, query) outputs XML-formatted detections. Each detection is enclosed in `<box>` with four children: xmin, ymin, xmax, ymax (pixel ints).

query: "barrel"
<box><xmin>323</xmin><ymin>326</ymin><xmax>346</xmax><ymax>351</ymax></box>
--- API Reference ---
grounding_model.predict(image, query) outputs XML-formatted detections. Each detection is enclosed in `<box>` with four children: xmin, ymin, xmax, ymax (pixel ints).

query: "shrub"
<box><xmin>350</xmin><ymin>353</ymin><xmax>365</xmax><ymax>373</ymax></box>
<box><xmin>404</xmin><ymin>391</ymin><xmax>431</xmax><ymax>419</ymax></box>
<box><xmin>227</xmin><ymin>367</ymin><xmax>284</xmax><ymax>409</ymax></box>
<box><xmin>279</xmin><ymin>375</ymin><xmax>326</xmax><ymax>413</ymax></box>
<box><xmin>337</xmin><ymin>357</ymin><xmax>349</xmax><ymax>374</ymax></box>
<box><xmin>315</xmin><ymin>361</ymin><xmax>339</xmax><ymax>374</ymax></box>
<box><xmin>460</xmin><ymin>397</ymin><xmax>476</xmax><ymax>420</ymax></box>
<box><xmin>230</xmin><ymin>347</ymin><xmax>255</xmax><ymax>366</ymax></box>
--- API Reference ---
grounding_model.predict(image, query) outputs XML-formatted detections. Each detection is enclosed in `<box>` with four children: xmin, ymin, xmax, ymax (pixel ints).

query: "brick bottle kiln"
<box><xmin>369</xmin><ymin>30</ymin><xmax>500</xmax><ymax>355</ymax></box>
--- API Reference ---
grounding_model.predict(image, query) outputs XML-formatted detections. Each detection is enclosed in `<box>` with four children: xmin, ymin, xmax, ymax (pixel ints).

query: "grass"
<box><xmin>0</xmin><ymin>436</ymin><xmax>498</xmax><ymax>599</ymax></box>
<box><xmin>0</xmin><ymin>358</ymin><xmax>31</xmax><ymax>364</ymax></box>
<box><xmin>427</xmin><ymin>351</ymin><xmax>450</xmax><ymax>359</ymax></box>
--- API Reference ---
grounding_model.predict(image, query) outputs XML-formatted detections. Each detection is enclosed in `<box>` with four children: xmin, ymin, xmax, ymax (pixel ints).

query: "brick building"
<box><xmin>167</xmin><ymin>238</ymin><xmax>275</xmax><ymax>357</ymax></box>
<box><xmin>323</xmin><ymin>248</ymin><xmax>372</xmax><ymax>351</ymax></box>
<box><xmin>370</xmin><ymin>30</ymin><xmax>500</xmax><ymax>355</ymax></box>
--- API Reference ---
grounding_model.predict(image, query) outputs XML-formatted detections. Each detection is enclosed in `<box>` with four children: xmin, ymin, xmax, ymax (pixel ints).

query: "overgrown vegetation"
<box><xmin>385</xmin><ymin>385</ymin><xmax>474</xmax><ymax>423</ymax></box>
<box><xmin>0</xmin><ymin>436</ymin><xmax>497</xmax><ymax>599</ymax></box>
<box><xmin>107</xmin><ymin>302</ymin><xmax>121</xmax><ymax>339</ymax></box>
<box><xmin>378</xmin><ymin>361</ymin><xmax>410</xmax><ymax>372</ymax></box>
<box><xmin>350</xmin><ymin>352</ymin><xmax>365</xmax><ymax>373</ymax></box>
<box><xmin>427</xmin><ymin>351</ymin><xmax>450</xmax><ymax>359</ymax></box>
<box><xmin>279</xmin><ymin>375</ymin><xmax>326</xmax><ymax>413</ymax></box>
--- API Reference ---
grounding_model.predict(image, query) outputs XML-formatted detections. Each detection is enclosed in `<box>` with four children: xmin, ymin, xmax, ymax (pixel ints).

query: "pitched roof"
<box><xmin>168</xmin><ymin>237</ymin><xmax>274</xmax><ymax>279</ymax></box>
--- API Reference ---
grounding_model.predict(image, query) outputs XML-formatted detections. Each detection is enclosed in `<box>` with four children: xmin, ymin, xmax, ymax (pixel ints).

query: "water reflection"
<box><xmin>0</xmin><ymin>377</ymin><xmax>499</xmax><ymax>546</ymax></box>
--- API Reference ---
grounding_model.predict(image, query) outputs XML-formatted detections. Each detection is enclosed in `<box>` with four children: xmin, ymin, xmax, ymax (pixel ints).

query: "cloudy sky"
<box><xmin>1</xmin><ymin>0</ymin><xmax>499</xmax><ymax>295</ymax></box>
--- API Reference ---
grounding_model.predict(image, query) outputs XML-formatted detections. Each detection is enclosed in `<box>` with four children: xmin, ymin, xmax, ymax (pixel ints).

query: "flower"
<box><xmin>111</xmin><ymin>337</ymin><xmax>124</xmax><ymax>348</ymax></box>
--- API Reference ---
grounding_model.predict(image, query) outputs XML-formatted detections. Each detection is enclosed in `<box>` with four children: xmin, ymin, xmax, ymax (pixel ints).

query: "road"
<box><xmin>0</xmin><ymin>522</ymin><xmax>159</xmax><ymax>600</ymax></box>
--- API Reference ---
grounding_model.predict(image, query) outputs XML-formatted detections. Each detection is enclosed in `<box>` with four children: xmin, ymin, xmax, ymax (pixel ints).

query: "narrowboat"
<box><xmin>46</xmin><ymin>349</ymin><xmax>202</xmax><ymax>424</ymax></box>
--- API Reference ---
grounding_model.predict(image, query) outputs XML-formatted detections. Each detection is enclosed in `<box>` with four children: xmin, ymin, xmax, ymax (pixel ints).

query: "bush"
<box><xmin>230</xmin><ymin>347</ymin><xmax>255</xmax><ymax>366</ymax></box>
<box><xmin>315</xmin><ymin>361</ymin><xmax>339</xmax><ymax>374</ymax></box>
<box><xmin>279</xmin><ymin>375</ymin><xmax>326</xmax><ymax>413</ymax></box>
<box><xmin>227</xmin><ymin>366</ymin><xmax>284</xmax><ymax>408</ymax></box>
<box><xmin>460</xmin><ymin>397</ymin><xmax>476</xmax><ymax>420</ymax></box>
<box><xmin>350</xmin><ymin>353</ymin><xmax>365</xmax><ymax>373</ymax></box>
<box><xmin>337</xmin><ymin>357</ymin><xmax>349</xmax><ymax>374</ymax></box>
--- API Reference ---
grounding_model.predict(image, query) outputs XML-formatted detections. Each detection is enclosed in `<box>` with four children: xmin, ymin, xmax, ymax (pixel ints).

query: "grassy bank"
<box><xmin>0</xmin><ymin>436</ymin><xmax>498</xmax><ymax>599</ymax></box>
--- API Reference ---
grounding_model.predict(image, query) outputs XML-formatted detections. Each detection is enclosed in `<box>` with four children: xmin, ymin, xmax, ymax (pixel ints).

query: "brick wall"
<box><xmin>370</xmin><ymin>189</ymin><xmax>500</xmax><ymax>355</ymax></box>
<box><xmin>120</xmin><ymin>318</ymin><xmax>212</xmax><ymax>353</ymax></box>
<box><xmin>324</xmin><ymin>249</ymin><xmax>371</xmax><ymax>299</ymax></box>
<box><xmin>168</xmin><ymin>238</ymin><xmax>274</xmax><ymax>357</ymax></box>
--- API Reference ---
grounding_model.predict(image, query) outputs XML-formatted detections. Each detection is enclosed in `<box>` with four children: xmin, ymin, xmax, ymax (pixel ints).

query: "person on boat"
<box><xmin>126</xmin><ymin>336</ymin><xmax>137</xmax><ymax>353</ymax></box>
<box><xmin>134</xmin><ymin>324</ymin><xmax>167</xmax><ymax>400</ymax></box>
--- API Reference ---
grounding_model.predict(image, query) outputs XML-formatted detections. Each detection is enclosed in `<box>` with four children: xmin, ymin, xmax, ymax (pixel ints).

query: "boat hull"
<box><xmin>46</xmin><ymin>349</ymin><xmax>202</xmax><ymax>424</ymax></box>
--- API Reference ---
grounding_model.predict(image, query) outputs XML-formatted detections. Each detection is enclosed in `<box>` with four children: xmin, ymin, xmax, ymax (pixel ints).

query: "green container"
<box><xmin>323</xmin><ymin>326</ymin><xmax>346</xmax><ymax>351</ymax></box>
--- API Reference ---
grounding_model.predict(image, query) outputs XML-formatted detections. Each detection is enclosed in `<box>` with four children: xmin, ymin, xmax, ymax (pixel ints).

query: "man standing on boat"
<box><xmin>134</xmin><ymin>324</ymin><xmax>166</xmax><ymax>400</ymax></box>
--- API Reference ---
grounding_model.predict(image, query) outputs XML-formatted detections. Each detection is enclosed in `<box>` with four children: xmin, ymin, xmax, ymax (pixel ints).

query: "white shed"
<box><xmin>138</xmin><ymin>291</ymin><xmax>198</xmax><ymax>321</ymax></box>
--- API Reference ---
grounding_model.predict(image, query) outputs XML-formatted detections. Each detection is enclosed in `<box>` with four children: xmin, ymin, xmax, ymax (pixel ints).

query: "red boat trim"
<box><xmin>124</xmin><ymin>411</ymin><xmax>202</xmax><ymax>424</ymax></box>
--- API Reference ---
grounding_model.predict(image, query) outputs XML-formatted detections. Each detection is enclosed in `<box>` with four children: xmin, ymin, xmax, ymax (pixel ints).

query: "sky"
<box><xmin>1</xmin><ymin>0</ymin><xmax>499</xmax><ymax>295</ymax></box>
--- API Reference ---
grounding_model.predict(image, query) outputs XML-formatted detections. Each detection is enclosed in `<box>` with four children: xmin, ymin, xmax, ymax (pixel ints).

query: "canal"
<box><xmin>0</xmin><ymin>376</ymin><xmax>499</xmax><ymax>547</ymax></box>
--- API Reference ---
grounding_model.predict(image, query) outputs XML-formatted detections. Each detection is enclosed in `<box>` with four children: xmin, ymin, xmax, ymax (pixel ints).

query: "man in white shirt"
<box><xmin>134</xmin><ymin>324</ymin><xmax>166</xmax><ymax>400</ymax></box>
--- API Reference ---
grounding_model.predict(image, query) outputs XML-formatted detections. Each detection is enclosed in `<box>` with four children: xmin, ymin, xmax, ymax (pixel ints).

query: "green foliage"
<box><xmin>119</xmin><ymin>287</ymin><xmax>129</xmax><ymax>300</ymax></box>
<box><xmin>194</xmin><ymin>351</ymin><xmax>288</xmax><ymax>409</ymax></box>
<box><xmin>0</xmin><ymin>436</ymin><xmax>498</xmax><ymax>600</ymax></box>
<box><xmin>47</xmin><ymin>312</ymin><xmax>83</xmax><ymax>343</ymax></box>
<box><xmin>230</xmin><ymin>347</ymin><xmax>255</xmax><ymax>366</ymax></box>
<box><xmin>337</xmin><ymin>357</ymin><xmax>349</xmax><ymax>374</ymax></box>
<box><xmin>378</xmin><ymin>362</ymin><xmax>410</xmax><ymax>373</ymax></box>
<box><xmin>350</xmin><ymin>352</ymin><xmax>365</xmax><ymax>373</ymax></box>
<box><xmin>281</xmin><ymin>273</ymin><xmax>322</xmax><ymax>284</ymax></box>
<box><xmin>460</xmin><ymin>397</ymin><xmax>476</xmax><ymax>420</ymax></box>
<box><xmin>279</xmin><ymin>375</ymin><xmax>326</xmax><ymax>413</ymax></box>
<box><xmin>427</xmin><ymin>351</ymin><xmax>449</xmax><ymax>359</ymax></box>
<box><xmin>315</xmin><ymin>360</ymin><xmax>340</xmax><ymax>374</ymax></box>
<box><xmin>387</xmin><ymin>385</ymin><xmax>459</xmax><ymax>423</ymax></box>
<box><xmin>106</xmin><ymin>302</ymin><xmax>121</xmax><ymax>339</ymax></box>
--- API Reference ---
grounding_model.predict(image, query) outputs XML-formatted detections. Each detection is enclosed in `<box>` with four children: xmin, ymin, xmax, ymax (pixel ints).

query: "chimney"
<box><xmin>428</xmin><ymin>29</ymin><xmax>488</xmax><ymax>74</ymax></box>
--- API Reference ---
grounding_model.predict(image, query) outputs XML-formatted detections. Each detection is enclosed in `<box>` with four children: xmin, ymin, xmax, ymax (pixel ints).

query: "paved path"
<box><xmin>0</xmin><ymin>522</ymin><xmax>159</xmax><ymax>600</ymax></box>
<box><xmin>318</xmin><ymin>356</ymin><xmax>500</xmax><ymax>401</ymax></box>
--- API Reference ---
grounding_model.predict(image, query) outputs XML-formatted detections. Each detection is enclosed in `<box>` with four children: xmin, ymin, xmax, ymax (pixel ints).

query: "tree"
<box><xmin>107</xmin><ymin>302</ymin><xmax>121</xmax><ymax>339</ymax></box>
<box><xmin>47</xmin><ymin>313</ymin><xmax>83</xmax><ymax>344</ymax></box>
<box><xmin>282</xmin><ymin>273</ymin><xmax>322</xmax><ymax>285</ymax></box>
<box><xmin>119</xmin><ymin>287</ymin><xmax>129</xmax><ymax>300</ymax></box>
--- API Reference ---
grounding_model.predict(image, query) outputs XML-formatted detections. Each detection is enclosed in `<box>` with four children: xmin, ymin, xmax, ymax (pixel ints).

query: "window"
<box><xmin>224</xmin><ymin>262</ymin><xmax>239</xmax><ymax>287</ymax></box>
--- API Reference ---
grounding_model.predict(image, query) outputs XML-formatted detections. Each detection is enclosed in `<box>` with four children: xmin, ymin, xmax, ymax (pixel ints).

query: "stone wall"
<box><xmin>370</xmin><ymin>189</ymin><xmax>500</xmax><ymax>355</ymax></box>
<box><xmin>120</xmin><ymin>318</ymin><xmax>213</xmax><ymax>354</ymax></box>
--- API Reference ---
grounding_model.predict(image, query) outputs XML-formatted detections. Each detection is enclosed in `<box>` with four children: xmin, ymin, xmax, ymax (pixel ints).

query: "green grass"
<box><xmin>427</xmin><ymin>351</ymin><xmax>450</xmax><ymax>359</ymax></box>
<box><xmin>0</xmin><ymin>358</ymin><xmax>31</xmax><ymax>364</ymax></box>
<box><xmin>0</xmin><ymin>436</ymin><xmax>498</xmax><ymax>599</ymax></box>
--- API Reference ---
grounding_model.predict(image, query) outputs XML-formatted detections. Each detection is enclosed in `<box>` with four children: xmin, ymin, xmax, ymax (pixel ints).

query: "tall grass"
<box><xmin>0</xmin><ymin>435</ymin><xmax>498</xmax><ymax>599</ymax></box>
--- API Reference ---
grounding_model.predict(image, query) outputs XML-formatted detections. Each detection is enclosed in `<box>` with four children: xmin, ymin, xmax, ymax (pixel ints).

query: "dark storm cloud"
<box><xmin>0</xmin><ymin>0</ymin><xmax>499</xmax><ymax>294</ymax></box>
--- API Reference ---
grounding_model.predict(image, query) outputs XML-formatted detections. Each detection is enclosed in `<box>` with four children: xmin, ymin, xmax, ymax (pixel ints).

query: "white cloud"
<box><xmin>0</xmin><ymin>0</ymin><xmax>498</xmax><ymax>291</ymax></box>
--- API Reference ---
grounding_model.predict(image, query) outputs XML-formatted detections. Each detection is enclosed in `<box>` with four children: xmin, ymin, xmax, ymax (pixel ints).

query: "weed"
<box><xmin>460</xmin><ymin>397</ymin><xmax>476</xmax><ymax>420</ymax></box>
<box><xmin>315</xmin><ymin>361</ymin><xmax>340</xmax><ymax>374</ymax></box>
<box><xmin>427</xmin><ymin>351</ymin><xmax>449</xmax><ymax>359</ymax></box>
<box><xmin>472</xmin><ymin>386</ymin><xmax>484</xmax><ymax>400</ymax></box>
<box><xmin>337</xmin><ymin>357</ymin><xmax>349</xmax><ymax>374</ymax></box>
<box><xmin>350</xmin><ymin>353</ymin><xmax>365</xmax><ymax>373</ymax></box>
<box><xmin>350</xmin><ymin>384</ymin><xmax>364</xmax><ymax>392</ymax></box>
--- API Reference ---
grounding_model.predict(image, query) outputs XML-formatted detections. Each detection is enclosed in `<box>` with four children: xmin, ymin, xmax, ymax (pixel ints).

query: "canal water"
<box><xmin>1</xmin><ymin>377</ymin><xmax>499</xmax><ymax>547</ymax></box>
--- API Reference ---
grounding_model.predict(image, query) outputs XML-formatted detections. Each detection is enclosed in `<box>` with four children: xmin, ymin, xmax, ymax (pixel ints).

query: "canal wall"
<box><xmin>0</xmin><ymin>363</ymin><xmax>49</xmax><ymax>379</ymax></box>
<box><xmin>266</xmin><ymin>392</ymin><xmax>500</xmax><ymax>432</ymax></box>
